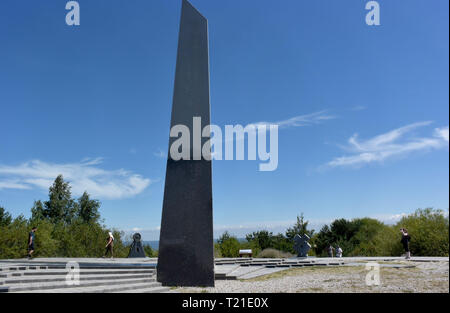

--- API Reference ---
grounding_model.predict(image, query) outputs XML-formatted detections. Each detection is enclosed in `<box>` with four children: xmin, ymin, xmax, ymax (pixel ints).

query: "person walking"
<box><xmin>336</xmin><ymin>245</ymin><xmax>343</xmax><ymax>258</ymax></box>
<box><xmin>400</xmin><ymin>228</ymin><xmax>411</xmax><ymax>259</ymax></box>
<box><xmin>27</xmin><ymin>227</ymin><xmax>37</xmax><ymax>259</ymax></box>
<box><xmin>103</xmin><ymin>232</ymin><xmax>114</xmax><ymax>259</ymax></box>
<box><xmin>327</xmin><ymin>245</ymin><xmax>335</xmax><ymax>258</ymax></box>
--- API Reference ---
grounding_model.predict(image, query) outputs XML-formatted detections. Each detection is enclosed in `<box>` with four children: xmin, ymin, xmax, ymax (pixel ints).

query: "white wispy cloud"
<box><xmin>0</xmin><ymin>180</ymin><xmax>31</xmax><ymax>190</ymax></box>
<box><xmin>0</xmin><ymin>158</ymin><xmax>152</xmax><ymax>199</ymax></box>
<box><xmin>129</xmin><ymin>148</ymin><xmax>137</xmax><ymax>155</ymax></box>
<box><xmin>326</xmin><ymin>122</ymin><xmax>449</xmax><ymax>168</ymax></box>
<box><xmin>154</xmin><ymin>149</ymin><xmax>166</xmax><ymax>159</ymax></box>
<box><xmin>250</xmin><ymin>110</ymin><xmax>337</xmax><ymax>129</ymax></box>
<box><xmin>435</xmin><ymin>126</ymin><xmax>449</xmax><ymax>142</ymax></box>
<box><xmin>350</xmin><ymin>105</ymin><xmax>367</xmax><ymax>111</ymax></box>
<box><xmin>372</xmin><ymin>213</ymin><xmax>409</xmax><ymax>224</ymax></box>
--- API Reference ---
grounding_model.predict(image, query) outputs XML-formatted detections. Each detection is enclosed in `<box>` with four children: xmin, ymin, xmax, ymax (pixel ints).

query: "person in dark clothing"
<box><xmin>103</xmin><ymin>232</ymin><xmax>114</xmax><ymax>259</ymax></box>
<box><xmin>327</xmin><ymin>245</ymin><xmax>335</xmax><ymax>258</ymax></box>
<box><xmin>400</xmin><ymin>228</ymin><xmax>411</xmax><ymax>259</ymax></box>
<box><xmin>27</xmin><ymin>227</ymin><xmax>37</xmax><ymax>259</ymax></box>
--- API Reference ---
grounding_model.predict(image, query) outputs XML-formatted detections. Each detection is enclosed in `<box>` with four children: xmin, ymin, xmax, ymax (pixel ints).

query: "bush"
<box><xmin>217</xmin><ymin>232</ymin><xmax>241</xmax><ymax>258</ymax></box>
<box><xmin>257</xmin><ymin>248</ymin><xmax>294</xmax><ymax>259</ymax></box>
<box><xmin>312</xmin><ymin>209</ymin><xmax>449</xmax><ymax>257</ymax></box>
<box><xmin>246</xmin><ymin>231</ymin><xmax>273</xmax><ymax>251</ymax></box>
<box><xmin>0</xmin><ymin>176</ymin><xmax>130</xmax><ymax>259</ymax></box>
<box><xmin>396</xmin><ymin>208</ymin><xmax>449</xmax><ymax>256</ymax></box>
<box><xmin>0</xmin><ymin>215</ymin><xmax>28</xmax><ymax>258</ymax></box>
<box><xmin>143</xmin><ymin>244</ymin><xmax>157</xmax><ymax>257</ymax></box>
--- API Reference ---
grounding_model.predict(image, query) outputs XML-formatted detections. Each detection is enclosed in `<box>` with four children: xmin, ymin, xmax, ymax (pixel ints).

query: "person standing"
<box><xmin>103</xmin><ymin>232</ymin><xmax>114</xmax><ymax>259</ymax></box>
<box><xmin>327</xmin><ymin>245</ymin><xmax>335</xmax><ymax>257</ymax></box>
<box><xmin>400</xmin><ymin>228</ymin><xmax>411</xmax><ymax>259</ymax></box>
<box><xmin>27</xmin><ymin>227</ymin><xmax>37</xmax><ymax>260</ymax></box>
<box><xmin>336</xmin><ymin>246</ymin><xmax>343</xmax><ymax>258</ymax></box>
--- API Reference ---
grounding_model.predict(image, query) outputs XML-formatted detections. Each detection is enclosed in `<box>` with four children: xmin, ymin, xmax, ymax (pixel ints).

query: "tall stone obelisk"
<box><xmin>157</xmin><ymin>0</ymin><xmax>214</xmax><ymax>287</ymax></box>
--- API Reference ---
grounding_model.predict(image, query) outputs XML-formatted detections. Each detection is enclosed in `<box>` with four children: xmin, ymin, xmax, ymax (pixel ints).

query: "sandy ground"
<box><xmin>175</xmin><ymin>261</ymin><xmax>449</xmax><ymax>293</ymax></box>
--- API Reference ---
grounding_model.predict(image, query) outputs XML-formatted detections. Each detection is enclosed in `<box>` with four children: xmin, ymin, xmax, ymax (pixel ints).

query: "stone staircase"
<box><xmin>214</xmin><ymin>258</ymin><xmax>346</xmax><ymax>280</ymax></box>
<box><xmin>0</xmin><ymin>263</ymin><xmax>170</xmax><ymax>293</ymax></box>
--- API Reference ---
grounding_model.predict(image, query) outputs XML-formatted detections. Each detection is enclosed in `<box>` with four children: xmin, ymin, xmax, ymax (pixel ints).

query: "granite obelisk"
<box><xmin>157</xmin><ymin>0</ymin><xmax>214</xmax><ymax>287</ymax></box>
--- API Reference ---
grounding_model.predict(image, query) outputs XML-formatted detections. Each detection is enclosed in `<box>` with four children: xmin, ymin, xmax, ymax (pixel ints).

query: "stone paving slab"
<box><xmin>16</xmin><ymin>281</ymin><xmax>166</xmax><ymax>293</ymax></box>
<box><xmin>1</xmin><ymin>268</ymin><xmax>155</xmax><ymax>279</ymax></box>
<box><xmin>211</xmin><ymin>256</ymin><xmax>448</xmax><ymax>280</ymax></box>
<box><xmin>214</xmin><ymin>264</ymin><xmax>240</xmax><ymax>274</ymax></box>
<box><xmin>238</xmin><ymin>268</ymin><xmax>288</xmax><ymax>280</ymax></box>
<box><xmin>0</xmin><ymin>276</ymin><xmax>156</xmax><ymax>293</ymax></box>
<box><xmin>227</xmin><ymin>266</ymin><xmax>266</xmax><ymax>278</ymax></box>
<box><xmin>1</xmin><ymin>257</ymin><xmax>447</xmax><ymax>284</ymax></box>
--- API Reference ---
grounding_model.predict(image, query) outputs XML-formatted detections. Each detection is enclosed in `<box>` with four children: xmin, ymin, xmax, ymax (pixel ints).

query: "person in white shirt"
<box><xmin>336</xmin><ymin>246</ymin><xmax>343</xmax><ymax>258</ymax></box>
<box><xmin>103</xmin><ymin>232</ymin><xmax>115</xmax><ymax>259</ymax></box>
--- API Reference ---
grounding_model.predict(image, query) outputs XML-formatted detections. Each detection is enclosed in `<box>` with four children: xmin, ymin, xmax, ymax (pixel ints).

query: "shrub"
<box><xmin>396</xmin><ymin>208</ymin><xmax>449</xmax><ymax>256</ymax></box>
<box><xmin>257</xmin><ymin>248</ymin><xmax>294</xmax><ymax>259</ymax></box>
<box><xmin>213</xmin><ymin>243</ymin><xmax>222</xmax><ymax>258</ymax></box>
<box><xmin>217</xmin><ymin>232</ymin><xmax>241</xmax><ymax>257</ymax></box>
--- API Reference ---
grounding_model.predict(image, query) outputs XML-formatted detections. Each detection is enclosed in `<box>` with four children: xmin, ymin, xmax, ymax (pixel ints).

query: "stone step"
<box><xmin>45</xmin><ymin>265</ymin><xmax>156</xmax><ymax>270</ymax></box>
<box><xmin>0</xmin><ymin>276</ymin><xmax>157</xmax><ymax>293</ymax></box>
<box><xmin>112</xmin><ymin>286</ymin><xmax>171</xmax><ymax>293</ymax></box>
<box><xmin>214</xmin><ymin>264</ymin><xmax>240</xmax><ymax>274</ymax></box>
<box><xmin>1</xmin><ymin>268</ymin><xmax>156</xmax><ymax>278</ymax></box>
<box><xmin>2</xmin><ymin>272</ymin><xmax>156</xmax><ymax>285</ymax></box>
<box><xmin>1</xmin><ymin>265</ymin><xmax>156</xmax><ymax>272</ymax></box>
<box><xmin>249</xmin><ymin>262</ymin><xmax>281</xmax><ymax>266</ymax></box>
<box><xmin>16</xmin><ymin>281</ymin><xmax>168</xmax><ymax>293</ymax></box>
<box><xmin>214</xmin><ymin>273</ymin><xmax>237</xmax><ymax>280</ymax></box>
<box><xmin>227</xmin><ymin>265</ymin><xmax>266</xmax><ymax>278</ymax></box>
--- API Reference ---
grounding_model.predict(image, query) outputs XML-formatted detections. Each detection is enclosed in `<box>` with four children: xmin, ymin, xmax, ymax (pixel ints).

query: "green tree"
<box><xmin>0</xmin><ymin>206</ymin><xmax>12</xmax><ymax>227</ymax></box>
<box><xmin>246</xmin><ymin>230</ymin><xmax>273</xmax><ymax>250</ymax></box>
<box><xmin>30</xmin><ymin>200</ymin><xmax>45</xmax><ymax>222</ymax></box>
<box><xmin>77</xmin><ymin>192</ymin><xmax>101</xmax><ymax>223</ymax></box>
<box><xmin>396</xmin><ymin>208</ymin><xmax>449</xmax><ymax>256</ymax></box>
<box><xmin>44</xmin><ymin>175</ymin><xmax>77</xmax><ymax>224</ymax></box>
<box><xmin>143</xmin><ymin>244</ymin><xmax>155</xmax><ymax>257</ymax></box>
<box><xmin>271</xmin><ymin>233</ymin><xmax>292</xmax><ymax>253</ymax></box>
<box><xmin>284</xmin><ymin>214</ymin><xmax>315</xmax><ymax>254</ymax></box>
<box><xmin>217</xmin><ymin>231</ymin><xmax>241</xmax><ymax>257</ymax></box>
<box><xmin>314</xmin><ymin>225</ymin><xmax>334</xmax><ymax>256</ymax></box>
<box><xmin>330</xmin><ymin>219</ymin><xmax>358</xmax><ymax>241</ymax></box>
<box><xmin>0</xmin><ymin>214</ymin><xmax>28</xmax><ymax>258</ymax></box>
<box><xmin>0</xmin><ymin>177</ymin><xmax>132</xmax><ymax>259</ymax></box>
<box><xmin>285</xmin><ymin>214</ymin><xmax>314</xmax><ymax>241</ymax></box>
<box><xmin>350</xmin><ymin>218</ymin><xmax>392</xmax><ymax>256</ymax></box>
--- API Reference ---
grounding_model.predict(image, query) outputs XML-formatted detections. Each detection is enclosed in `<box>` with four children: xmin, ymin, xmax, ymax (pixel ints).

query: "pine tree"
<box><xmin>0</xmin><ymin>206</ymin><xmax>12</xmax><ymax>227</ymax></box>
<box><xmin>77</xmin><ymin>191</ymin><xmax>100</xmax><ymax>223</ymax></box>
<box><xmin>44</xmin><ymin>175</ymin><xmax>77</xmax><ymax>224</ymax></box>
<box><xmin>30</xmin><ymin>200</ymin><xmax>45</xmax><ymax>221</ymax></box>
<box><xmin>285</xmin><ymin>213</ymin><xmax>314</xmax><ymax>241</ymax></box>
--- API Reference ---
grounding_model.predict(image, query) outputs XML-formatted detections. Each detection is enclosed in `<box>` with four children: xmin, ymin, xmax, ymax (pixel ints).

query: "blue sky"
<box><xmin>0</xmin><ymin>0</ymin><xmax>448</xmax><ymax>240</ymax></box>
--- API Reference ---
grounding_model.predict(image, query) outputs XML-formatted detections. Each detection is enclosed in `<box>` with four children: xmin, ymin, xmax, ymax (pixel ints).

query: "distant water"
<box><xmin>142</xmin><ymin>241</ymin><xmax>159</xmax><ymax>250</ymax></box>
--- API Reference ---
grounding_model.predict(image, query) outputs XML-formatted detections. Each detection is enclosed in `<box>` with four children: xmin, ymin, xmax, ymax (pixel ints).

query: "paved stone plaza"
<box><xmin>1</xmin><ymin>256</ymin><xmax>448</xmax><ymax>293</ymax></box>
<box><xmin>184</xmin><ymin>257</ymin><xmax>450</xmax><ymax>293</ymax></box>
